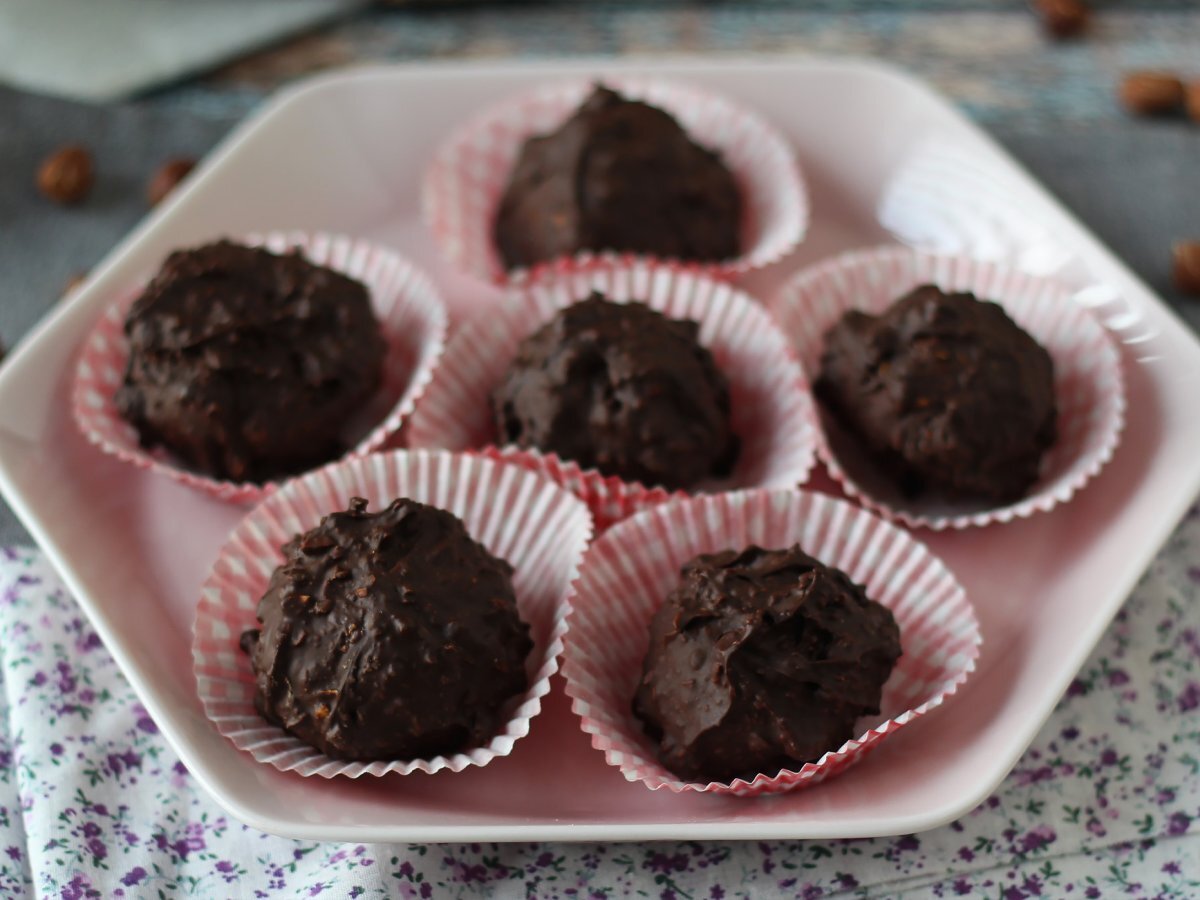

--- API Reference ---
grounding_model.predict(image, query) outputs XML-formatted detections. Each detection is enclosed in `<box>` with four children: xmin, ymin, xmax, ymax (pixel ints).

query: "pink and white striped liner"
<box><xmin>560</xmin><ymin>488</ymin><xmax>980</xmax><ymax>797</ymax></box>
<box><xmin>407</xmin><ymin>259</ymin><xmax>819</xmax><ymax>531</ymax></box>
<box><xmin>192</xmin><ymin>449</ymin><xmax>593</xmax><ymax>778</ymax></box>
<box><xmin>71</xmin><ymin>232</ymin><xmax>448</xmax><ymax>505</ymax></box>
<box><xmin>422</xmin><ymin>76</ymin><xmax>809</xmax><ymax>284</ymax></box>
<box><xmin>770</xmin><ymin>246</ymin><xmax>1126</xmax><ymax>530</ymax></box>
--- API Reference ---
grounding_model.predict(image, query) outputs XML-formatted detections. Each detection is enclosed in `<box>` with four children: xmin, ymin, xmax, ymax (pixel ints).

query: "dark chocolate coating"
<box><xmin>115</xmin><ymin>240</ymin><xmax>386</xmax><ymax>483</ymax></box>
<box><xmin>491</xmin><ymin>295</ymin><xmax>737</xmax><ymax>491</ymax></box>
<box><xmin>241</xmin><ymin>497</ymin><xmax>532</xmax><ymax>761</ymax></box>
<box><xmin>815</xmin><ymin>285</ymin><xmax>1057</xmax><ymax>503</ymax></box>
<box><xmin>633</xmin><ymin>544</ymin><xmax>901</xmax><ymax>785</ymax></box>
<box><xmin>494</xmin><ymin>85</ymin><xmax>742</xmax><ymax>270</ymax></box>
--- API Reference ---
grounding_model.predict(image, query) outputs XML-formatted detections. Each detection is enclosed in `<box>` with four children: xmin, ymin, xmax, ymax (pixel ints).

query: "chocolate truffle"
<box><xmin>494</xmin><ymin>85</ymin><xmax>742</xmax><ymax>270</ymax></box>
<box><xmin>492</xmin><ymin>295</ymin><xmax>737</xmax><ymax>490</ymax></box>
<box><xmin>634</xmin><ymin>544</ymin><xmax>901</xmax><ymax>784</ymax></box>
<box><xmin>815</xmin><ymin>285</ymin><xmax>1057</xmax><ymax>503</ymax></box>
<box><xmin>240</xmin><ymin>497</ymin><xmax>532</xmax><ymax>761</ymax></box>
<box><xmin>115</xmin><ymin>240</ymin><xmax>386</xmax><ymax>483</ymax></box>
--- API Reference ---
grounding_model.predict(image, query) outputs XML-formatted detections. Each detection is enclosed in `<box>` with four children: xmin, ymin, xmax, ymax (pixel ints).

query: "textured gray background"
<box><xmin>2</xmin><ymin>1</ymin><xmax>1198</xmax><ymax>544</ymax></box>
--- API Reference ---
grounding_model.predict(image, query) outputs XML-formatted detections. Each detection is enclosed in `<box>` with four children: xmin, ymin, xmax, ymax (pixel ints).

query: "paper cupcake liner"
<box><xmin>407</xmin><ymin>258</ymin><xmax>819</xmax><ymax>531</ymax></box>
<box><xmin>770</xmin><ymin>246</ymin><xmax>1127</xmax><ymax>530</ymax></box>
<box><xmin>560</xmin><ymin>488</ymin><xmax>980</xmax><ymax>797</ymax></box>
<box><xmin>72</xmin><ymin>232</ymin><xmax>448</xmax><ymax>505</ymax></box>
<box><xmin>192</xmin><ymin>449</ymin><xmax>593</xmax><ymax>778</ymax></box>
<box><xmin>423</xmin><ymin>76</ymin><xmax>809</xmax><ymax>284</ymax></box>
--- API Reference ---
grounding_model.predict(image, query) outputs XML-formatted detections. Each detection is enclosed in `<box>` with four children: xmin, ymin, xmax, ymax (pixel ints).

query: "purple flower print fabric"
<box><xmin>0</xmin><ymin>504</ymin><xmax>1196</xmax><ymax>899</ymax></box>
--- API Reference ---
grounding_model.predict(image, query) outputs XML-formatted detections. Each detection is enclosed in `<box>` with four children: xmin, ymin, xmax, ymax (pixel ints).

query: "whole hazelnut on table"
<box><xmin>1119</xmin><ymin>72</ymin><xmax>1185</xmax><ymax>117</ymax></box>
<box><xmin>37</xmin><ymin>145</ymin><xmax>93</xmax><ymax>205</ymax></box>
<box><xmin>63</xmin><ymin>272</ymin><xmax>88</xmax><ymax>300</ymax></box>
<box><xmin>147</xmin><ymin>158</ymin><xmax>196</xmax><ymax>206</ymax></box>
<box><xmin>1030</xmin><ymin>0</ymin><xmax>1089</xmax><ymax>40</ymax></box>
<box><xmin>1185</xmin><ymin>81</ymin><xmax>1200</xmax><ymax>123</ymax></box>
<box><xmin>1174</xmin><ymin>241</ymin><xmax>1200</xmax><ymax>297</ymax></box>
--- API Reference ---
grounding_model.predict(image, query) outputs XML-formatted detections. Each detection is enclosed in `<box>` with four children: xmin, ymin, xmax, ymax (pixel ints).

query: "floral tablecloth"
<box><xmin>0</xmin><ymin>506</ymin><xmax>1196</xmax><ymax>899</ymax></box>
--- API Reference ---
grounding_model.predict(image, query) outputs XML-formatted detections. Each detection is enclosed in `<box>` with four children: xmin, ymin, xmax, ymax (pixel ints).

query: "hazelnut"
<box><xmin>1119</xmin><ymin>71</ymin><xmax>1185</xmax><ymax>116</ymax></box>
<box><xmin>1186</xmin><ymin>81</ymin><xmax>1200</xmax><ymax>124</ymax></box>
<box><xmin>37</xmin><ymin>145</ymin><xmax>93</xmax><ymax>205</ymax></box>
<box><xmin>63</xmin><ymin>272</ymin><xmax>88</xmax><ymax>299</ymax></box>
<box><xmin>1173</xmin><ymin>241</ymin><xmax>1200</xmax><ymax>297</ymax></box>
<box><xmin>147</xmin><ymin>158</ymin><xmax>196</xmax><ymax>206</ymax></box>
<box><xmin>1030</xmin><ymin>0</ymin><xmax>1089</xmax><ymax>40</ymax></box>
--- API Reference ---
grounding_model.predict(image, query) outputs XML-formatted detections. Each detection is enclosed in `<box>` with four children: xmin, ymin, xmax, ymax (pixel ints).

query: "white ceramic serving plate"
<box><xmin>1</xmin><ymin>58</ymin><xmax>1198</xmax><ymax>844</ymax></box>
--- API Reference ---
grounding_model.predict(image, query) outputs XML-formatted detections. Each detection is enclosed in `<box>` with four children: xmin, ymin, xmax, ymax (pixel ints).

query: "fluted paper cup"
<box><xmin>561</xmin><ymin>488</ymin><xmax>980</xmax><ymax>796</ymax></box>
<box><xmin>192</xmin><ymin>449</ymin><xmax>593</xmax><ymax>778</ymax></box>
<box><xmin>72</xmin><ymin>232</ymin><xmax>448</xmax><ymax>505</ymax></box>
<box><xmin>407</xmin><ymin>259</ymin><xmax>818</xmax><ymax>530</ymax></box>
<box><xmin>423</xmin><ymin>76</ymin><xmax>809</xmax><ymax>284</ymax></box>
<box><xmin>770</xmin><ymin>246</ymin><xmax>1126</xmax><ymax>530</ymax></box>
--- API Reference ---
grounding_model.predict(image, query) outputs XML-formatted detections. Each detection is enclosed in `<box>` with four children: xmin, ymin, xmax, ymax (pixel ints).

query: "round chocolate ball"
<box><xmin>815</xmin><ymin>285</ymin><xmax>1057</xmax><ymax>503</ymax></box>
<box><xmin>115</xmin><ymin>239</ymin><xmax>386</xmax><ymax>483</ymax></box>
<box><xmin>240</xmin><ymin>497</ymin><xmax>532</xmax><ymax>761</ymax></box>
<box><xmin>491</xmin><ymin>295</ymin><xmax>738</xmax><ymax>491</ymax></box>
<box><xmin>494</xmin><ymin>85</ymin><xmax>742</xmax><ymax>270</ymax></box>
<box><xmin>633</xmin><ymin>544</ymin><xmax>901</xmax><ymax>785</ymax></box>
